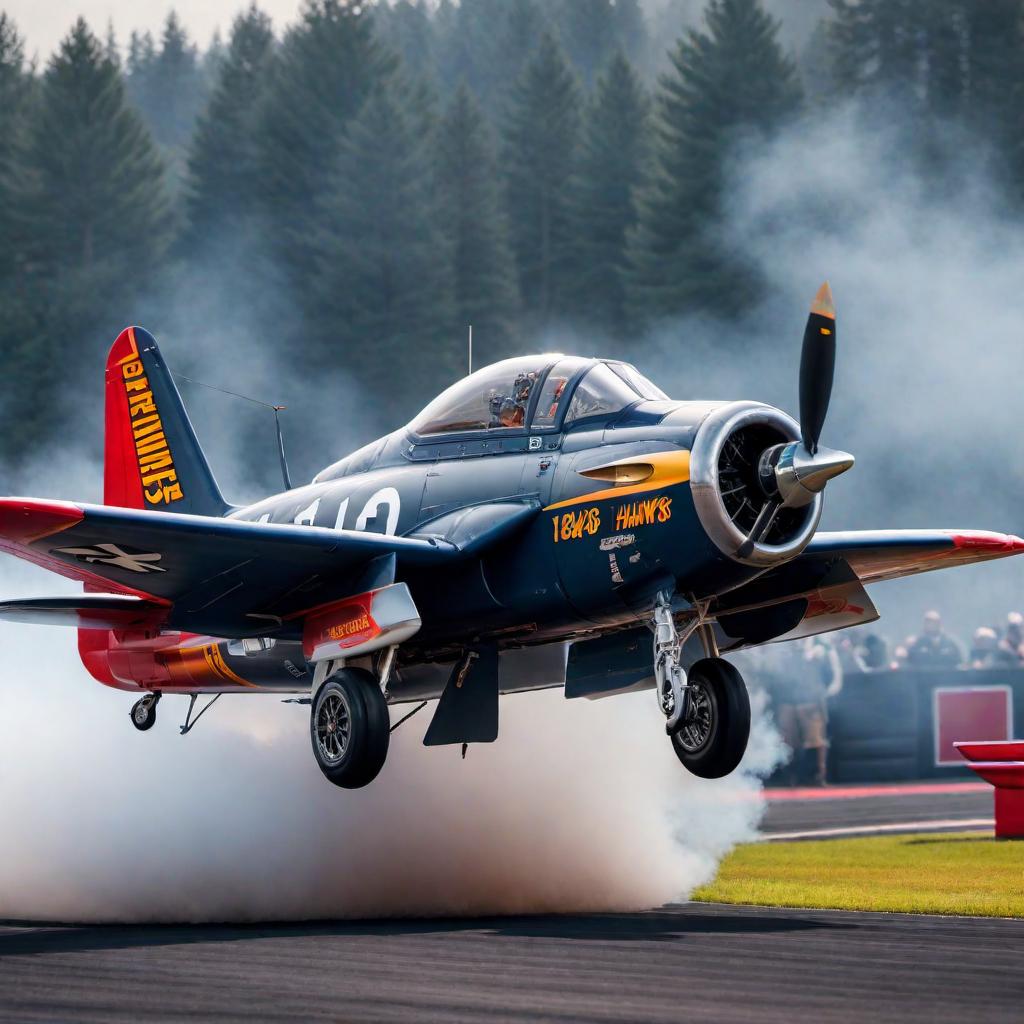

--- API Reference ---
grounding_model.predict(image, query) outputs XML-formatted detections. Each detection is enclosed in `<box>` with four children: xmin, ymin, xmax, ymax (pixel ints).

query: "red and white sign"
<box><xmin>934</xmin><ymin>686</ymin><xmax>1012</xmax><ymax>766</ymax></box>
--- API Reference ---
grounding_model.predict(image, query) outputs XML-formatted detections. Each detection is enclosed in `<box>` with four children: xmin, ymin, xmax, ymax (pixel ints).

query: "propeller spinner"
<box><xmin>743</xmin><ymin>283</ymin><xmax>854</xmax><ymax>550</ymax></box>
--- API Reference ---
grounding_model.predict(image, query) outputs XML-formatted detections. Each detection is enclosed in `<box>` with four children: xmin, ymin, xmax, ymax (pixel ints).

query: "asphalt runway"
<box><xmin>762</xmin><ymin>782</ymin><xmax>993</xmax><ymax>837</ymax></box>
<box><xmin>1</xmin><ymin>902</ymin><xmax>1022</xmax><ymax>1023</ymax></box>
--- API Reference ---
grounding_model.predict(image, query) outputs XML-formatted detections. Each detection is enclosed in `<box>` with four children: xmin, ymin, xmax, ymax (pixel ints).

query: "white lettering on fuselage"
<box><xmin>355</xmin><ymin>487</ymin><xmax>401</xmax><ymax>536</ymax></box>
<box><xmin>293</xmin><ymin>498</ymin><xmax>321</xmax><ymax>527</ymax></box>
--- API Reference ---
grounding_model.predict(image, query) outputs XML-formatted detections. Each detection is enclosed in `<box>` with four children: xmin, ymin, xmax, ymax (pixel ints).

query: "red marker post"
<box><xmin>955</xmin><ymin>741</ymin><xmax>1024</xmax><ymax>840</ymax></box>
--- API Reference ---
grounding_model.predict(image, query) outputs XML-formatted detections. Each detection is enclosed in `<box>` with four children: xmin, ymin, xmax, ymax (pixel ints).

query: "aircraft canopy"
<box><xmin>409</xmin><ymin>356</ymin><xmax>667</xmax><ymax>437</ymax></box>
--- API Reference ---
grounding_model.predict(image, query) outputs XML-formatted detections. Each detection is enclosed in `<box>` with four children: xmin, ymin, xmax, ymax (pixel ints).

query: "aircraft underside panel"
<box><xmin>389</xmin><ymin>642</ymin><xmax>569</xmax><ymax>704</ymax></box>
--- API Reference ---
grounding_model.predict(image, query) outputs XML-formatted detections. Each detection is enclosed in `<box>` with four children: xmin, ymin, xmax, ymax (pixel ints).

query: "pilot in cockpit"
<box><xmin>488</xmin><ymin>371</ymin><xmax>537</xmax><ymax>428</ymax></box>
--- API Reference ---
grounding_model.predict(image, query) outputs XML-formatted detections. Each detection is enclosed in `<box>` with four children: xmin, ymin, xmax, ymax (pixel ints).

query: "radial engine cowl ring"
<box><xmin>689</xmin><ymin>402</ymin><xmax>822</xmax><ymax>568</ymax></box>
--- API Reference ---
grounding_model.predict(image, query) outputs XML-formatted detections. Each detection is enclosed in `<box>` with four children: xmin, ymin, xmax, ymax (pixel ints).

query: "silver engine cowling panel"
<box><xmin>690</xmin><ymin>401</ymin><xmax>822</xmax><ymax>567</ymax></box>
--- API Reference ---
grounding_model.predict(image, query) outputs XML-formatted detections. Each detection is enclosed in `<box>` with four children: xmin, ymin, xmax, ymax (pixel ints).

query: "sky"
<box><xmin>4</xmin><ymin>1</ymin><xmax>828</xmax><ymax>64</ymax></box>
<box><xmin>5</xmin><ymin>1</ymin><xmax>305</xmax><ymax>59</ymax></box>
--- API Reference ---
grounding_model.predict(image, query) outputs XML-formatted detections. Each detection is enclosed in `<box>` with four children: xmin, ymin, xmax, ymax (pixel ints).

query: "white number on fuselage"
<box><xmin>354</xmin><ymin>487</ymin><xmax>400</xmax><ymax>536</ymax></box>
<box><xmin>286</xmin><ymin>488</ymin><xmax>401</xmax><ymax>536</ymax></box>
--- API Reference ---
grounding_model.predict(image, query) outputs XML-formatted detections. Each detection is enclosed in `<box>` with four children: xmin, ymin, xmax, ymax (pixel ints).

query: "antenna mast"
<box><xmin>468</xmin><ymin>324</ymin><xmax>473</xmax><ymax>376</ymax></box>
<box><xmin>173</xmin><ymin>372</ymin><xmax>294</xmax><ymax>492</ymax></box>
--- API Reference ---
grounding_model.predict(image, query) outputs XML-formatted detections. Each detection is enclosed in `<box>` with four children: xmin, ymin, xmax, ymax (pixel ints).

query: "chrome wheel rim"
<box><xmin>315</xmin><ymin>692</ymin><xmax>352</xmax><ymax>764</ymax></box>
<box><xmin>678</xmin><ymin>680</ymin><xmax>715</xmax><ymax>753</ymax></box>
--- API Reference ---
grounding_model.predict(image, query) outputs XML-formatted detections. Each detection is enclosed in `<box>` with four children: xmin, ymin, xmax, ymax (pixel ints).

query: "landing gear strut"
<box><xmin>130</xmin><ymin>692</ymin><xmax>161</xmax><ymax>732</ymax></box>
<box><xmin>651</xmin><ymin>595</ymin><xmax>751</xmax><ymax>779</ymax></box>
<box><xmin>310</xmin><ymin>667</ymin><xmax>390</xmax><ymax>789</ymax></box>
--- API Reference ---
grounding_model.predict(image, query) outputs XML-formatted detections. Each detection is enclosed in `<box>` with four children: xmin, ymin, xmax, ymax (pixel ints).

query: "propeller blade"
<box><xmin>799</xmin><ymin>281</ymin><xmax>836</xmax><ymax>454</ymax></box>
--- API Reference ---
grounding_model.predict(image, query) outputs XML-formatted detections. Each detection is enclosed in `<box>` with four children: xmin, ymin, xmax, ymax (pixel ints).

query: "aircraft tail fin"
<box><xmin>104</xmin><ymin>327</ymin><xmax>229</xmax><ymax>517</ymax></box>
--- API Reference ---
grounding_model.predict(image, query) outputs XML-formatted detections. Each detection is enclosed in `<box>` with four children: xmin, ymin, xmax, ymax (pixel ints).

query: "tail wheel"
<box><xmin>310</xmin><ymin>668</ymin><xmax>390</xmax><ymax>789</ymax></box>
<box><xmin>670</xmin><ymin>657</ymin><xmax>750</xmax><ymax>779</ymax></box>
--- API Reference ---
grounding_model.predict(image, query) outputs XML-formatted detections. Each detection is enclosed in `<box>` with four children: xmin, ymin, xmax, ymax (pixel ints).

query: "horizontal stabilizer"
<box><xmin>0</xmin><ymin>594</ymin><xmax>169</xmax><ymax>629</ymax></box>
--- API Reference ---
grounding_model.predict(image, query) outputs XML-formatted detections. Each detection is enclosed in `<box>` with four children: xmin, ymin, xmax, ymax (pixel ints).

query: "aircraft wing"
<box><xmin>713</xmin><ymin>529</ymin><xmax>1024</xmax><ymax>649</ymax></box>
<box><xmin>800</xmin><ymin>529</ymin><xmax>1024</xmax><ymax>583</ymax></box>
<box><xmin>0</xmin><ymin>496</ymin><xmax>466</xmax><ymax>638</ymax></box>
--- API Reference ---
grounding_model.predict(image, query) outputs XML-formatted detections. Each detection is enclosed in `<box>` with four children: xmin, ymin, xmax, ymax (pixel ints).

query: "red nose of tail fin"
<box><xmin>105</xmin><ymin>327</ymin><xmax>228</xmax><ymax>516</ymax></box>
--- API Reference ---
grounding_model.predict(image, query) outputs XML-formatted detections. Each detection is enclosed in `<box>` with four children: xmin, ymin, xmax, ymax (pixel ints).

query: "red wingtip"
<box><xmin>950</xmin><ymin>531</ymin><xmax>1024</xmax><ymax>553</ymax></box>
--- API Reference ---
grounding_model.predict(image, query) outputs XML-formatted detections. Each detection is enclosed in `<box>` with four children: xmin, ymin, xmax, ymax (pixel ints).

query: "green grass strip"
<box><xmin>692</xmin><ymin>832</ymin><xmax>1024</xmax><ymax>918</ymax></box>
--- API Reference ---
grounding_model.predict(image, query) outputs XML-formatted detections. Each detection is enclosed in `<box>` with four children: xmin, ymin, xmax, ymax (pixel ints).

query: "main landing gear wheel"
<box><xmin>311</xmin><ymin>668</ymin><xmax>390</xmax><ymax>789</ymax></box>
<box><xmin>671</xmin><ymin>657</ymin><xmax>750</xmax><ymax>779</ymax></box>
<box><xmin>130</xmin><ymin>693</ymin><xmax>160</xmax><ymax>732</ymax></box>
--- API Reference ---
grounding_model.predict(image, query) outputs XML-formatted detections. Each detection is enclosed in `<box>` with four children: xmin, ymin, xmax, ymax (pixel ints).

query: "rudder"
<box><xmin>105</xmin><ymin>326</ymin><xmax>228</xmax><ymax>516</ymax></box>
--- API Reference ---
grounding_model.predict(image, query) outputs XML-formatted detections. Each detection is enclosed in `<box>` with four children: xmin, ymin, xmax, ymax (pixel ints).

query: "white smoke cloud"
<box><xmin>0</xmin><ymin>549</ymin><xmax>777</xmax><ymax>923</ymax></box>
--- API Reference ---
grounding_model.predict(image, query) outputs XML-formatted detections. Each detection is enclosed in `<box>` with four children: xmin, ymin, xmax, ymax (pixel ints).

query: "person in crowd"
<box><xmin>774</xmin><ymin>636</ymin><xmax>842</xmax><ymax>786</ymax></box>
<box><xmin>906</xmin><ymin>610</ymin><xmax>962</xmax><ymax>668</ymax></box>
<box><xmin>834</xmin><ymin>633</ymin><xmax>861</xmax><ymax>673</ymax></box>
<box><xmin>853</xmin><ymin>632</ymin><xmax>889</xmax><ymax>671</ymax></box>
<box><xmin>890</xmin><ymin>643</ymin><xmax>909</xmax><ymax>670</ymax></box>
<box><xmin>996</xmin><ymin>612</ymin><xmax>1024</xmax><ymax>666</ymax></box>
<box><xmin>967</xmin><ymin>626</ymin><xmax>999</xmax><ymax>669</ymax></box>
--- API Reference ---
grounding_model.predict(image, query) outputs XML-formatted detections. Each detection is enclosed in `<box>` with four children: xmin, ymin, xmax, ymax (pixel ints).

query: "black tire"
<box><xmin>670</xmin><ymin>657</ymin><xmax>750</xmax><ymax>779</ymax></box>
<box><xmin>310</xmin><ymin>668</ymin><xmax>390</xmax><ymax>789</ymax></box>
<box><xmin>130</xmin><ymin>696</ymin><xmax>157</xmax><ymax>732</ymax></box>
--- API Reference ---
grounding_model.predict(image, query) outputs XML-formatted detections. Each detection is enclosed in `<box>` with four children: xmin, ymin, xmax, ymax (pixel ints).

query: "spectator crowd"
<box><xmin>849</xmin><ymin>609</ymin><xmax>1024</xmax><ymax>672</ymax></box>
<box><xmin>738</xmin><ymin>609</ymin><xmax>1024</xmax><ymax>787</ymax></box>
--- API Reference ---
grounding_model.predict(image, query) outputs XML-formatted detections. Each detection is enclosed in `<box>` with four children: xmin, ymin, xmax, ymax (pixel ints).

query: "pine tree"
<box><xmin>439</xmin><ymin>0</ymin><xmax>549</xmax><ymax>113</ymax></box>
<box><xmin>503</xmin><ymin>33</ymin><xmax>582</xmax><ymax>324</ymax></box>
<box><xmin>103</xmin><ymin>20</ymin><xmax>120</xmax><ymax>67</ymax></box>
<box><xmin>827</xmin><ymin>0</ymin><xmax>927</xmax><ymax>98</ymax></box>
<box><xmin>374</xmin><ymin>1</ymin><xmax>436</xmax><ymax>82</ymax></box>
<box><xmin>0</xmin><ymin>14</ymin><xmax>31</xmax><ymax>285</ymax></box>
<box><xmin>550</xmin><ymin>0</ymin><xmax>648</xmax><ymax>87</ymax></box>
<box><xmin>11</xmin><ymin>19</ymin><xmax>170</xmax><ymax>453</ymax></box>
<box><xmin>186</xmin><ymin>4</ymin><xmax>275</xmax><ymax>244</ymax></box>
<box><xmin>255</xmin><ymin>0</ymin><xmax>394</xmax><ymax>279</ymax></box>
<box><xmin>435</xmin><ymin>85</ymin><xmax>520</xmax><ymax>359</ymax></box>
<box><xmin>627</xmin><ymin>0</ymin><xmax>802</xmax><ymax>323</ymax></box>
<box><xmin>126</xmin><ymin>29</ymin><xmax>156</xmax><ymax>92</ymax></box>
<box><xmin>0</xmin><ymin>14</ymin><xmax>41</xmax><ymax>460</ymax></box>
<box><xmin>126</xmin><ymin>13</ymin><xmax>206</xmax><ymax>153</ymax></box>
<box><xmin>961</xmin><ymin>2</ymin><xmax>1024</xmax><ymax>144</ymax></box>
<box><xmin>826</xmin><ymin>1</ymin><xmax>1024</xmax><ymax>176</ymax></box>
<box><xmin>570</xmin><ymin>52</ymin><xmax>650</xmax><ymax>336</ymax></box>
<box><xmin>203</xmin><ymin>28</ymin><xmax>227</xmax><ymax>84</ymax></box>
<box><xmin>311</xmin><ymin>82</ymin><xmax>457</xmax><ymax>418</ymax></box>
<box><xmin>24</xmin><ymin>19</ymin><xmax>171</xmax><ymax>289</ymax></box>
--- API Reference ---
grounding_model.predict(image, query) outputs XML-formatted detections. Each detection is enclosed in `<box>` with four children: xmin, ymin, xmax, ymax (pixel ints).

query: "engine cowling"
<box><xmin>689</xmin><ymin>402</ymin><xmax>823</xmax><ymax>567</ymax></box>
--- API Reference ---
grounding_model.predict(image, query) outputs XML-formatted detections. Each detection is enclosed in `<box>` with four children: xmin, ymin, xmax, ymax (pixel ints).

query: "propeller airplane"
<box><xmin>1</xmin><ymin>284</ymin><xmax>1021</xmax><ymax>788</ymax></box>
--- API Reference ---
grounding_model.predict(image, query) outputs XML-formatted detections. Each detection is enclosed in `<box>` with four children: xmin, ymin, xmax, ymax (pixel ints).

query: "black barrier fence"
<box><xmin>820</xmin><ymin>669</ymin><xmax>1024</xmax><ymax>783</ymax></box>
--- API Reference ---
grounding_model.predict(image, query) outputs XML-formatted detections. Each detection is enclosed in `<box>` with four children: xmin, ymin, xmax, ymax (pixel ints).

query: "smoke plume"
<box><xmin>0</xmin><ymin>555</ymin><xmax>777</xmax><ymax>923</ymax></box>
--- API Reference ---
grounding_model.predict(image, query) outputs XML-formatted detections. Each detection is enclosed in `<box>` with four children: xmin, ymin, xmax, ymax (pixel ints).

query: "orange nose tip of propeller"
<box><xmin>810</xmin><ymin>281</ymin><xmax>835</xmax><ymax>320</ymax></box>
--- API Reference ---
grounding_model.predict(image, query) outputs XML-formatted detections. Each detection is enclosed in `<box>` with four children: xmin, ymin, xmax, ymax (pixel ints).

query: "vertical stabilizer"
<box><xmin>104</xmin><ymin>326</ymin><xmax>228</xmax><ymax>516</ymax></box>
